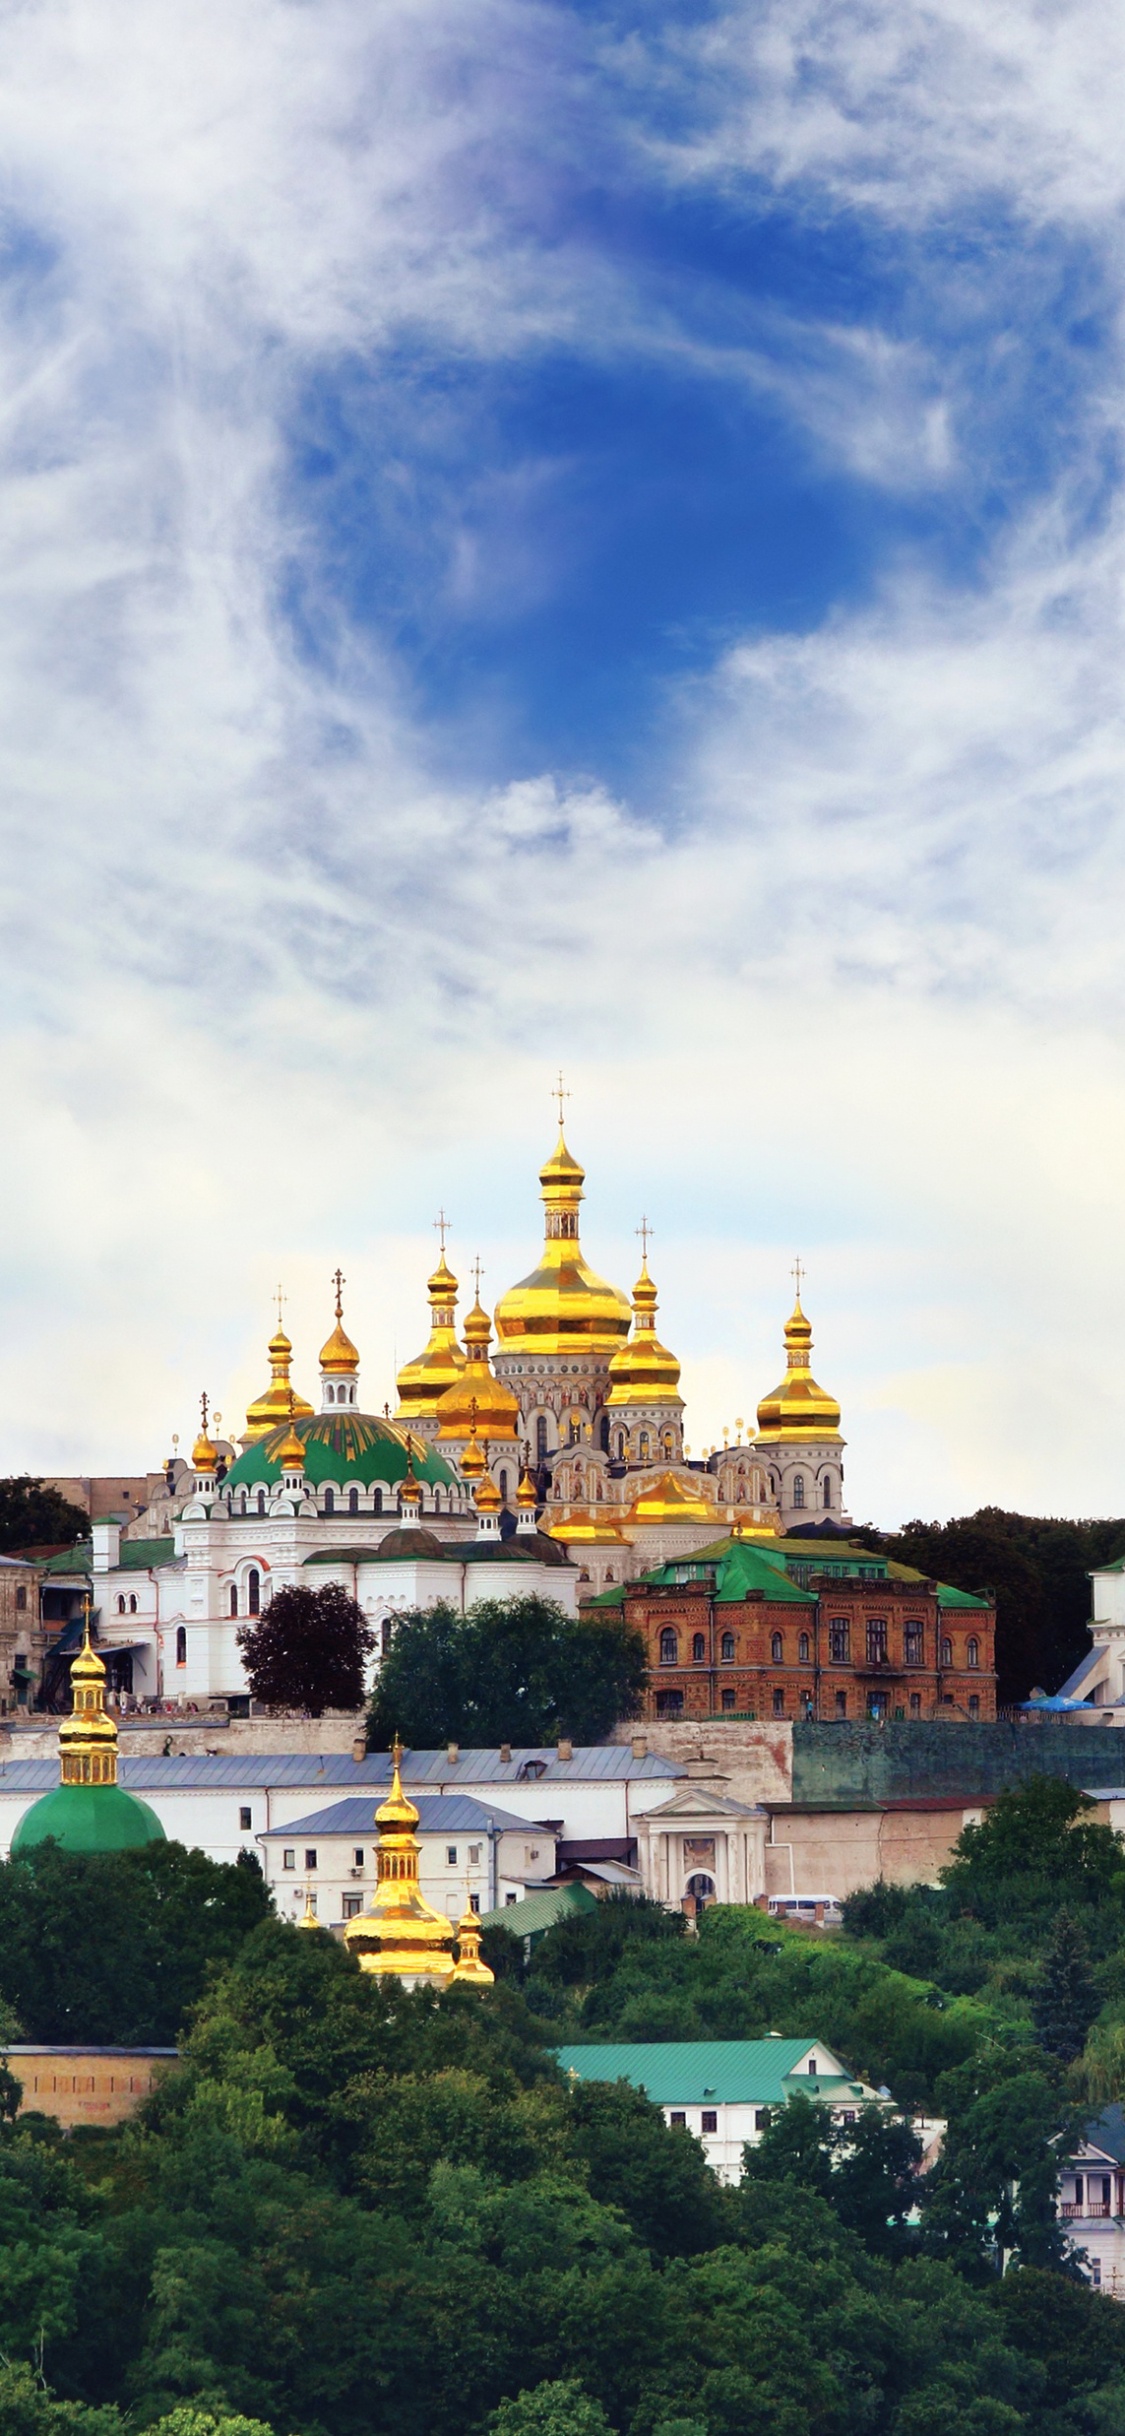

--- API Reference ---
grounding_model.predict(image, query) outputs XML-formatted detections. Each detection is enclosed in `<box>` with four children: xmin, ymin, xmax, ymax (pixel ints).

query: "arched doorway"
<box><xmin>685</xmin><ymin>1872</ymin><xmax>716</xmax><ymax>1904</ymax></box>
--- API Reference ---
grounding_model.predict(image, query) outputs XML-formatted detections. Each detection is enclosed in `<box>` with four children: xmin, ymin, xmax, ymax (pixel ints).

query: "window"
<box><xmin>656</xmin><ymin>1689</ymin><xmax>684</xmax><ymax>1717</ymax></box>
<box><xmin>373</xmin><ymin>1488</ymin><xmax>382</xmax><ymax>1513</ymax></box>
<box><xmin>968</xmin><ymin>1694</ymin><xmax>980</xmax><ymax>1718</ymax></box>
<box><xmin>117</xmin><ymin>1595</ymin><xmax>126</xmax><ymax>1614</ymax></box>
<box><xmin>772</xmin><ymin>1688</ymin><xmax>784</xmax><ymax>1716</ymax></box>
<box><xmin>304</xmin><ymin>1849</ymin><xmax>317</xmax><ymax>1871</ymax></box>
<box><xmin>659</xmin><ymin>1627</ymin><xmax>679</xmax><ymax>1666</ymax></box>
<box><xmin>771</xmin><ymin>1632</ymin><xmax>783</xmax><ymax>1662</ymax></box>
<box><xmin>940</xmin><ymin>1636</ymin><xmax>952</xmax><ymax>1667</ymax></box>
<box><xmin>229</xmin><ymin>1584</ymin><xmax>239</xmax><ymax>1617</ymax></box>
<box><xmin>798</xmin><ymin>1632</ymin><xmax>810</xmax><ymax>1662</ymax></box>
<box><xmin>754</xmin><ymin>2110</ymin><xmax>770</xmax><ymax>2130</ymax></box>
<box><xmin>175</xmin><ymin>1626</ymin><xmax>187</xmax><ymax>1667</ymax></box>
<box><xmin>129</xmin><ymin>1593</ymin><xmax>137</xmax><ymax>1613</ymax></box>
<box><xmin>349</xmin><ymin>1487</ymin><xmax>359</xmax><ymax>1515</ymax></box>
<box><xmin>248</xmin><ymin>1569</ymin><xmax>261</xmax><ymax>1615</ymax></box>
<box><xmin>909</xmin><ymin>1692</ymin><xmax>921</xmax><ymax>1716</ymax></box>
<box><xmin>692</xmin><ymin>1632</ymin><xmax>706</xmax><ymax>1663</ymax></box>
<box><xmin>342</xmin><ymin>1894</ymin><xmax>363</xmax><ymax>1918</ymax></box>
<box><xmin>469</xmin><ymin>1844</ymin><xmax>481</xmax><ymax>1864</ymax></box>
<box><xmin>303</xmin><ymin>1891</ymin><xmax>318</xmax><ymax>1916</ymax></box>
<box><xmin>967</xmin><ymin>1637</ymin><xmax>979</xmax><ymax>1669</ymax></box>
<box><xmin>505</xmin><ymin>1890</ymin><xmax>518</xmax><ymax>1906</ymax></box>
<box><xmin>721</xmin><ymin>1688</ymin><xmax>736</xmax><ymax>1710</ymax></box>
<box><xmin>1093</xmin><ymin>2260</ymin><xmax>1102</xmax><ymax>2289</ymax></box>
<box><xmin>446</xmin><ymin>1845</ymin><xmax>458</xmax><ymax>1865</ymax></box>
<box><xmin>638</xmin><ymin>1430</ymin><xmax>650</xmax><ymax>1462</ymax></box>
<box><xmin>469</xmin><ymin>1893</ymin><xmax>480</xmax><ymax>1913</ymax></box>
<box><xmin>323</xmin><ymin>1487</ymin><xmax>334</xmax><ymax>1515</ymax></box>
<box><xmin>835</xmin><ymin>1691</ymin><xmax>847</xmax><ymax>1717</ymax></box>
<box><xmin>823</xmin><ymin>1477</ymin><xmax>832</xmax><ymax>1508</ymax></box>
<box><xmin>721</xmin><ymin>1631</ymin><xmax>735</xmax><ymax>1660</ymax></box>
<box><xmin>354</xmin><ymin>1848</ymin><xmax>364</xmax><ymax>1866</ymax></box>
<box><xmin>867</xmin><ymin>1691</ymin><xmax>887</xmax><ymax>1720</ymax></box>
<box><xmin>829</xmin><ymin>1619</ymin><xmax>849</xmax><ymax>1663</ymax></box>
<box><xmin>807</xmin><ymin>2057</ymin><xmax>818</xmax><ymax>2073</ymax></box>
<box><xmin>240</xmin><ymin>1807</ymin><xmax>252</xmax><ymax>1830</ymax></box>
<box><xmin>793</xmin><ymin>1474</ymin><xmax>805</xmax><ymax>1508</ymax></box>
<box><xmin>257</xmin><ymin>1490</ymin><xmax>266</xmax><ymax>1516</ymax></box>
<box><xmin>866</xmin><ymin>1619</ymin><xmax>887</xmax><ymax>1665</ymax></box>
<box><xmin>670</xmin><ymin>2110</ymin><xmax>686</xmax><ymax>2127</ymax></box>
<box><xmin>905</xmin><ymin>1621</ymin><xmax>923</xmax><ymax>1664</ymax></box>
<box><xmin>537</xmin><ymin>1417</ymin><xmax>549</xmax><ymax>1461</ymax></box>
<box><xmin>283</xmin><ymin>1849</ymin><xmax>295</xmax><ymax>1870</ymax></box>
<box><xmin>701</xmin><ymin>2110</ymin><xmax>718</xmax><ymax>2135</ymax></box>
<box><xmin>15</xmin><ymin>1585</ymin><xmax>26</xmax><ymax>1611</ymax></box>
<box><xmin>499</xmin><ymin>1470</ymin><xmax>509</xmax><ymax>1502</ymax></box>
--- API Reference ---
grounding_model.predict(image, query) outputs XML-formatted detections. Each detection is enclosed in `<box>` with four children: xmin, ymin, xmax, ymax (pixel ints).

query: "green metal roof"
<box><xmin>226</xmin><ymin>1414</ymin><xmax>455</xmax><ymax>1492</ymax></box>
<box><xmin>39</xmin><ymin>1537</ymin><xmax>174</xmax><ymax>1578</ymax></box>
<box><xmin>553</xmin><ymin>2038</ymin><xmax>863</xmax><ymax>2106</ymax></box>
<box><xmin>480</xmin><ymin>1883</ymin><xmax>598</xmax><ymax>1938</ymax></box>
<box><xmin>640</xmin><ymin>1542</ymin><xmax>816</xmax><ymax>1605</ymax></box>
<box><xmin>12</xmin><ymin>1781</ymin><xmax>166</xmax><ymax>1856</ymax></box>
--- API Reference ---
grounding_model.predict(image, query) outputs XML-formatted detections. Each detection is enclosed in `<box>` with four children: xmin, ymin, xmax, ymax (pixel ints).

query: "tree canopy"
<box><xmin>0</xmin><ymin>1475</ymin><xmax>89</xmax><ymax>1555</ymax></box>
<box><xmin>367</xmin><ymin>1594</ymin><xmax>645</xmax><ymax>1748</ymax></box>
<box><xmin>855</xmin><ymin>1507</ymin><xmax>1125</xmax><ymax>1704</ymax></box>
<box><xmin>236</xmin><ymin>1582</ymin><xmax>374</xmax><ymax>1716</ymax></box>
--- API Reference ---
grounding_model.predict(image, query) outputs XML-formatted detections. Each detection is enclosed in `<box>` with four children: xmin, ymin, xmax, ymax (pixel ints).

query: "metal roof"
<box><xmin>554</xmin><ymin>2038</ymin><xmax>863</xmax><ymax>2106</ymax></box>
<box><xmin>480</xmin><ymin>1883</ymin><xmax>598</xmax><ymax>1935</ymax></box>
<box><xmin>0</xmin><ymin>1745</ymin><xmax>682</xmax><ymax>1795</ymax></box>
<box><xmin>259</xmin><ymin>1793</ymin><xmax>541</xmax><ymax>1839</ymax></box>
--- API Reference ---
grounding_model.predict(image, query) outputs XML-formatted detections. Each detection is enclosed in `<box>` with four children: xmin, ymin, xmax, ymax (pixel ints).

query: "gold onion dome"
<box><xmin>606</xmin><ymin>1257</ymin><xmax>683</xmax><ymax>1407</ymax></box>
<box><xmin>344</xmin><ymin>1741</ymin><xmax>456</xmax><ymax>1981</ymax></box>
<box><xmin>517</xmin><ymin>1466</ymin><xmax>538</xmax><ymax>1510</ymax></box>
<box><xmin>475</xmin><ymin>1470</ymin><xmax>502</xmax><ymax>1514</ymax></box>
<box><xmin>755</xmin><ymin>1292</ymin><xmax>842</xmax><ymax>1441</ymax></box>
<box><xmin>244</xmin><ymin>1316</ymin><xmax>314</xmax><ymax>1443</ymax></box>
<box><xmin>434</xmin><ymin>1293</ymin><xmax>520</xmax><ymax>1439</ymax></box>
<box><xmin>192</xmin><ymin>1420</ymin><xmax>218</xmax><ymax>1471</ymax></box>
<box><xmin>320</xmin><ymin>1275</ymin><xmax>360</xmax><ymax>1376</ymax></box>
<box><xmin>452</xmin><ymin>1898</ymin><xmax>495</xmax><ymax>1986</ymax></box>
<box><xmin>493</xmin><ymin>1130</ymin><xmax>631</xmax><ymax>1356</ymax></box>
<box><xmin>276</xmin><ymin>1412</ymin><xmax>307</xmax><ymax>1471</ymax></box>
<box><xmin>396</xmin><ymin>1248</ymin><xmax>466</xmax><ymax>1420</ymax></box>
<box><xmin>459</xmin><ymin>1429</ymin><xmax>486</xmax><ymax>1482</ymax></box>
<box><xmin>399</xmin><ymin>1441</ymin><xmax>422</xmax><ymax>1505</ymax></box>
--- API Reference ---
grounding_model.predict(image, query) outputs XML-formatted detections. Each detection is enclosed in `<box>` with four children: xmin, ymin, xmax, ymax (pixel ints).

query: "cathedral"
<box><xmin>67</xmin><ymin>1112</ymin><xmax>856</xmax><ymax>1707</ymax></box>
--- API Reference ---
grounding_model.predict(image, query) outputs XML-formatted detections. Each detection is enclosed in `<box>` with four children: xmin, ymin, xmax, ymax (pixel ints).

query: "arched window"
<box><xmin>349</xmin><ymin>1487</ymin><xmax>359</xmax><ymax>1515</ymax></box>
<box><xmin>116</xmin><ymin>1595</ymin><xmax>126</xmax><ymax>1615</ymax></box>
<box><xmin>600</xmin><ymin>1415</ymin><xmax>610</xmax><ymax>1452</ymax></box>
<box><xmin>659</xmin><ymin>1627</ymin><xmax>678</xmax><ymax>1666</ymax></box>
<box><xmin>940</xmin><ymin>1636</ymin><xmax>952</xmax><ymax>1668</ymax></box>
<box><xmin>323</xmin><ymin>1487</ymin><xmax>334</xmax><ymax>1515</ymax></box>
<box><xmin>615</xmin><ymin>1431</ymin><xmax>626</xmax><ymax>1461</ymax></box>
<box><xmin>373</xmin><ymin>1488</ymin><xmax>383</xmax><ymax>1513</ymax></box>
<box><xmin>499</xmin><ymin>1470</ymin><xmax>509</xmax><ymax>1502</ymax></box>
<box><xmin>792</xmin><ymin>1475</ymin><xmax>806</xmax><ymax>1509</ymax></box>
<box><xmin>721</xmin><ymin>1630</ymin><xmax>735</xmax><ymax>1661</ymax></box>
<box><xmin>229</xmin><ymin>1584</ymin><xmax>239</xmax><ymax>1617</ymax></box>
<box><xmin>638</xmin><ymin>1430</ymin><xmax>650</xmax><ymax>1462</ymax></box>
<box><xmin>771</xmin><ymin>1632</ymin><xmax>783</xmax><ymax>1662</ymax></box>
<box><xmin>662</xmin><ymin>1429</ymin><xmax>674</xmax><ymax>1455</ymax></box>
<box><xmin>798</xmin><ymin>1632</ymin><xmax>810</xmax><ymax>1662</ymax></box>
<box><xmin>537</xmin><ymin>1416</ymin><xmax>549</xmax><ymax>1462</ymax></box>
<box><xmin>175</xmin><ymin>1626</ymin><xmax>187</xmax><ymax>1666</ymax></box>
<box><xmin>967</xmin><ymin>1638</ymin><xmax>979</xmax><ymax>1669</ymax></box>
<box><xmin>257</xmin><ymin>1490</ymin><xmax>266</xmax><ymax>1516</ymax></box>
<box><xmin>822</xmin><ymin>1477</ymin><xmax>832</xmax><ymax>1508</ymax></box>
<box><xmin>692</xmin><ymin>1633</ymin><xmax>706</xmax><ymax>1663</ymax></box>
<box><xmin>325</xmin><ymin>1383</ymin><xmax>335</xmax><ymax>1404</ymax></box>
<box><xmin>239</xmin><ymin>1493</ymin><xmax>247</xmax><ymax>1516</ymax></box>
<box><xmin>129</xmin><ymin>1593</ymin><xmax>137</xmax><ymax>1613</ymax></box>
<box><xmin>248</xmin><ymin>1569</ymin><xmax>261</xmax><ymax>1617</ymax></box>
<box><xmin>433</xmin><ymin>1489</ymin><xmax>442</xmax><ymax>1512</ymax></box>
<box><xmin>829</xmin><ymin>1618</ymin><xmax>849</xmax><ymax>1663</ymax></box>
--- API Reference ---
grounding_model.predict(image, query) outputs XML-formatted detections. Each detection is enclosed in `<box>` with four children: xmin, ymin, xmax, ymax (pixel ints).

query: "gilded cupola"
<box><xmin>11</xmin><ymin>1604</ymin><xmax>165</xmax><ymax>1855</ymax></box>
<box><xmin>755</xmin><ymin>1284</ymin><xmax>842</xmax><ymax>1442</ymax></box>
<box><xmin>319</xmin><ymin>1268</ymin><xmax>360</xmax><ymax>1377</ymax></box>
<box><xmin>243</xmin><ymin>1296</ymin><xmax>314</xmax><ymax>1444</ymax></box>
<box><xmin>343</xmin><ymin>1740</ymin><xmax>456</xmax><ymax>1982</ymax></box>
<box><xmin>434</xmin><ymin>1276</ymin><xmax>520</xmax><ymax>1442</ymax></box>
<box><xmin>493</xmin><ymin>1125</ymin><xmax>631</xmax><ymax>1357</ymax></box>
<box><xmin>395</xmin><ymin>1223</ymin><xmax>467</xmax><ymax>1422</ymax></box>
<box><xmin>605</xmin><ymin>1249</ymin><xmax>684</xmax><ymax>1411</ymax></box>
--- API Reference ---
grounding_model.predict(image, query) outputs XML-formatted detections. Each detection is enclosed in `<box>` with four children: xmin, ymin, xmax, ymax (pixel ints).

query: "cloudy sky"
<box><xmin>1</xmin><ymin>0</ymin><xmax>1123</xmax><ymax>1526</ymax></box>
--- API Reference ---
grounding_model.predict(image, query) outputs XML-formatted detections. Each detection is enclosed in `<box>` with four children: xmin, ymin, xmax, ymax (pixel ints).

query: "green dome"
<box><xmin>226</xmin><ymin>1413</ymin><xmax>457</xmax><ymax>1493</ymax></box>
<box><xmin>12</xmin><ymin>1781</ymin><xmax>166</xmax><ymax>1857</ymax></box>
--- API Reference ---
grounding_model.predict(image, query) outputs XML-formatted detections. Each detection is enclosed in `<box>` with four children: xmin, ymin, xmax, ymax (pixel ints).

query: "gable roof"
<box><xmin>632</xmin><ymin>1783</ymin><xmax>767</xmax><ymax>1822</ymax></box>
<box><xmin>479</xmin><ymin>1883</ymin><xmax>598</xmax><ymax>1936</ymax></box>
<box><xmin>1080</xmin><ymin>2104</ymin><xmax>1125</xmax><ymax>2163</ymax></box>
<box><xmin>553</xmin><ymin>2038</ymin><xmax>867</xmax><ymax>2107</ymax></box>
<box><xmin>0</xmin><ymin>1745</ymin><xmax>682</xmax><ymax>1796</ymax></box>
<box><xmin>259</xmin><ymin>1793</ymin><xmax>540</xmax><ymax>1840</ymax></box>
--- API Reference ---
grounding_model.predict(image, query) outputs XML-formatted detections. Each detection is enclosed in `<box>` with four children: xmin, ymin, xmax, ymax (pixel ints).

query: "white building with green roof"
<box><xmin>554</xmin><ymin>2038</ymin><xmax>887</xmax><ymax>2182</ymax></box>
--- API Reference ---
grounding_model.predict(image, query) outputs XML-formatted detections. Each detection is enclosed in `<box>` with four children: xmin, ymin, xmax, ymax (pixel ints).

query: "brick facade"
<box><xmin>624</xmin><ymin>1571</ymin><xmax>996</xmax><ymax>1723</ymax></box>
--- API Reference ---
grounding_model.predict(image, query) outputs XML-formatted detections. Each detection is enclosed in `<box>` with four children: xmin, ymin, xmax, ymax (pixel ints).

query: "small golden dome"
<box><xmin>548</xmin><ymin>1509</ymin><xmax>629</xmax><ymax>1545</ymax></box>
<box><xmin>605</xmin><ymin>1255</ymin><xmax>683</xmax><ymax>1409</ymax></box>
<box><xmin>517</xmin><ymin>1467</ymin><xmax>538</xmax><ymax>1510</ymax></box>
<box><xmin>399</xmin><ymin>1439</ymin><xmax>422</xmax><ymax>1505</ymax></box>
<box><xmin>451</xmin><ymin>1898</ymin><xmax>495</xmax><ymax>1985</ymax></box>
<box><xmin>296</xmin><ymin>1892</ymin><xmax>320</xmax><ymax>1931</ymax></box>
<box><xmin>475</xmin><ymin>1471</ymin><xmax>502</xmax><ymax>1514</ymax></box>
<box><xmin>192</xmin><ymin>1424</ymin><xmax>218</xmax><ymax>1471</ymax></box>
<box><xmin>396</xmin><ymin>1243</ymin><xmax>466</xmax><ymax>1420</ymax></box>
<box><xmin>376</xmin><ymin>1739</ymin><xmax>421</xmax><ymax>1832</ymax></box>
<box><xmin>276</xmin><ymin>1415</ymin><xmax>306</xmax><ymax>1470</ymax></box>
<box><xmin>58</xmin><ymin>1607</ymin><xmax>119</xmax><ymax>1785</ymax></box>
<box><xmin>494</xmin><ymin>1129</ymin><xmax>631</xmax><ymax>1359</ymax></box>
<box><xmin>626</xmin><ymin>1470</ymin><xmax>718</xmax><ymax>1524</ymax></box>
<box><xmin>320</xmin><ymin>1270</ymin><xmax>359</xmax><ymax>1376</ymax></box>
<box><xmin>345</xmin><ymin>1739</ymin><xmax>457</xmax><ymax>1982</ymax></box>
<box><xmin>244</xmin><ymin>1309</ymin><xmax>314</xmax><ymax>1443</ymax></box>
<box><xmin>755</xmin><ymin>1290</ymin><xmax>842</xmax><ymax>1442</ymax></box>
<box><xmin>434</xmin><ymin>1293</ymin><xmax>520</xmax><ymax>1440</ymax></box>
<box><xmin>459</xmin><ymin>1430</ymin><xmax>486</xmax><ymax>1481</ymax></box>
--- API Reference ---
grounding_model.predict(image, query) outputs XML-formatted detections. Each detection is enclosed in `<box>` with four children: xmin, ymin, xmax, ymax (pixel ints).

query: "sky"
<box><xmin>1</xmin><ymin>0</ymin><xmax>1124</xmax><ymax>1527</ymax></box>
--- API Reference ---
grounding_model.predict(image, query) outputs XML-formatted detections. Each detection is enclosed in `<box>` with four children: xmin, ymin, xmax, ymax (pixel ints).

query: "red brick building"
<box><xmin>604</xmin><ymin>1536</ymin><xmax>996</xmax><ymax>1724</ymax></box>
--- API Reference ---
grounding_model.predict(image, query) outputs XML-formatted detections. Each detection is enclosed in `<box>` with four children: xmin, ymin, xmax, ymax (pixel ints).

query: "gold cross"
<box><xmin>792</xmin><ymin>1256</ymin><xmax>804</xmax><ymax>1298</ymax></box>
<box><xmin>200</xmin><ymin>1390</ymin><xmax>209</xmax><ymax>1432</ymax></box>
<box><xmin>433</xmin><ymin>1209</ymin><xmax>449</xmax><ymax>1254</ymax></box>
<box><xmin>636</xmin><ymin>1216</ymin><xmax>653</xmax><ymax>1259</ymax></box>
<box><xmin>275</xmin><ymin>1283</ymin><xmax>287</xmax><ymax>1327</ymax></box>
<box><xmin>553</xmin><ymin>1070</ymin><xmax>571</xmax><ymax>1127</ymax></box>
<box><xmin>471</xmin><ymin>1255</ymin><xmax>484</xmax><ymax>1298</ymax></box>
<box><xmin>332</xmin><ymin>1266</ymin><xmax>346</xmax><ymax>1319</ymax></box>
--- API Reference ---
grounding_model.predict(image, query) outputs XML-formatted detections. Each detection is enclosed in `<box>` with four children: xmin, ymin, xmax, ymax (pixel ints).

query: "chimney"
<box><xmin>447</xmin><ymin>1740</ymin><xmax>460</xmax><ymax>1764</ymax></box>
<box><xmin>91</xmin><ymin>1518</ymin><xmax>122</xmax><ymax>1573</ymax></box>
<box><xmin>500</xmin><ymin>1742</ymin><xmax>512</xmax><ymax>1764</ymax></box>
<box><xmin>631</xmin><ymin>1731</ymin><xmax>648</xmax><ymax>1760</ymax></box>
<box><xmin>557</xmin><ymin>1737</ymin><xmax>573</xmax><ymax>1762</ymax></box>
<box><xmin>351</xmin><ymin>1733</ymin><xmax>367</xmax><ymax>1765</ymax></box>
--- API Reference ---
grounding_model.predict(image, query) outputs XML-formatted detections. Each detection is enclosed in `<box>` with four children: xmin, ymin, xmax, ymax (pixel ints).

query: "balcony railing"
<box><xmin>1061</xmin><ymin>2201</ymin><xmax>1113</xmax><ymax>2218</ymax></box>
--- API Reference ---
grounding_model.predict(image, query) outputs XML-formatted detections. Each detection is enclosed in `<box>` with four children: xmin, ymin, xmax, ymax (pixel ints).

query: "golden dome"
<box><xmin>399</xmin><ymin>1439</ymin><xmax>422</xmax><ymax>1506</ymax></box>
<box><xmin>605</xmin><ymin>1256</ymin><xmax>684</xmax><ymax>1409</ymax></box>
<box><xmin>459</xmin><ymin>1430</ymin><xmax>486</xmax><ymax>1482</ymax></box>
<box><xmin>192</xmin><ymin>1423</ymin><xmax>218</xmax><ymax>1472</ymax></box>
<box><xmin>548</xmin><ymin>1509</ymin><xmax>629</xmax><ymax>1545</ymax></box>
<box><xmin>395</xmin><ymin>1247</ymin><xmax>466</xmax><ymax>1420</ymax></box>
<box><xmin>626</xmin><ymin>1470</ymin><xmax>718</xmax><ymax>1524</ymax></box>
<box><xmin>517</xmin><ymin>1467</ymin><xmax>538</xmax><ymax>1511</ymax></box>
<box><xmin>475</xmin><ymin>1471</ymin><xmax>502</xmax><ymax>1514</ymax></box>
<box><xmin>451</xmin><ymin>1898</ymin><xmax>495</xmax><ymax>1986</ymax></box>
<box><xmin>59</xmin><ymin>1608</ymin><xmax>118</xmax><ymax>1785</ymax></box>
<box><xmin>493</xmin><ymin>1131</ymin><xmax>631</xmax><ymax>1358</ymax></box>
<box><xmin>320</xmin><ymin>1270</ymin><xmax>359</xmax><ymax>1376</ymax></box>
<box><xmin>296</xmin><ymin>1893</ymin><xmax>320</xmax><ymax>1931</ymax></box>
<box><xmin>755</xmin><ymin>1291</ymin><xmax>842</xmax><ymax>1442</ymax></box>
<box><xmin>244</xmin><ymin>1312</ymin><xmax>314</xmax><ymax>1444</ymax></box>
<box><xmin>434</xmin><ymin>1293</ymin><xmax>520</xmax><ymax>1440</ymax></box>
<box><xmin>345</xmin><ymin>1741</ymin><xmax>456</xmax><ymax>1981</ymax></box>
<box><xmin>275</xmin><ymin>1412</ymin><xmax>306</xmax><ymax>1471</ymax></box>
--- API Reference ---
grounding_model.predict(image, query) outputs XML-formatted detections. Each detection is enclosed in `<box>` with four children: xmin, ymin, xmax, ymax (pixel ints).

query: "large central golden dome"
<box><xmin>494</xmin><ymin>1130</ymin><xmax>631</xmax><ymax>1357</ymax></box>
<box><xmin>755</xmin><ymin>1293</ymin><xmax>842</xmax><ymax>1441</ymax></box>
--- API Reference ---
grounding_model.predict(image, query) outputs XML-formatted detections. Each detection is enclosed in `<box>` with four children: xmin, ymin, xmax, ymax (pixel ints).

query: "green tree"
<box><xmin>367</xmin><ymin>1596</ymin><xmax>645</xmax><ymax>1748</ymax></box>
<box><xmin>0</xmin><ymin>1477</ymin><xmax>89</xmax><ymax>1556</ymax></box>
<box><xmin>1034</xmin><ymin>1911</ymin><xmax>1100</xmax><ymax>2065</ymax></box>
<box><xmin>237</xmin><ymin>1582</ymin><xmax>374</xmax><ymax>1715</ymax></box>
<box><xmin>942</xmin><ymin>1778</ymin><xmax>1125</xmax><ymax>1933</ymax></box>
<box><xmin>856</xmin><ymin>1506</ymin><xmax>1125</xmax><ymax>1704</ymax></box>
<box><xmin>0</xmin><ymin>1840</ymin><xmax>272</xmax><ymax>2045</ymax></box>
<box><xmin>140</xmin><ymin>2417</ymin><xmax>276</xmax><ymax>2436</ymax></box>
<box><xmin>0</xmin><ymin>2362</ymin><xmax>125</xmax><ymax>2434</ymax></box>
<box><xmin>488</xmin><ymin>2382</ymin><xmax>611</xmax><ymax>2436</ymax></box>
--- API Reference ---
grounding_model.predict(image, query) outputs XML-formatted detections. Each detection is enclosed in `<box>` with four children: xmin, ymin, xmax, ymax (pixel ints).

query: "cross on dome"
<box><xmin>553</xmin><ymin>1070</ymin><xmax>571</xmax><ymax>1127</ymax></box>
<box><xmin>791</xmin><ymin>1256</ymin><xmax>804</xmax><ymax>1299</ymax></box>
